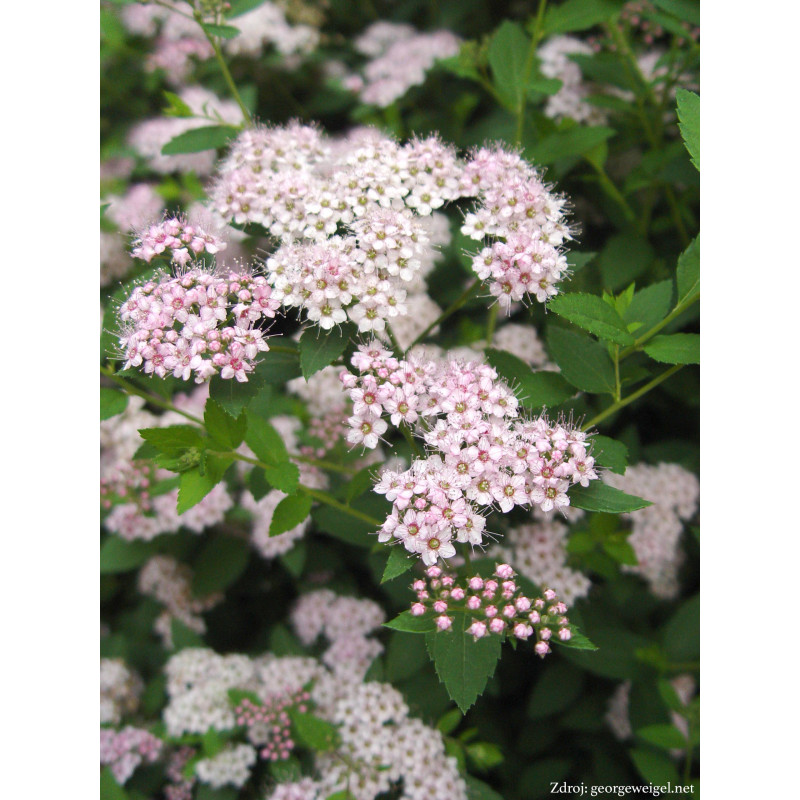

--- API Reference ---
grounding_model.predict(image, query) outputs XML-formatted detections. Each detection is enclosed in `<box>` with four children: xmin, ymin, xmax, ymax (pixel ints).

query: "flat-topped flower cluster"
<box><xmin>118</xmin><ymin>267</ymin><xmax>280</xmax><ymax>382</ymax></box>
<box><xmin>340</xmin><ymin>341</ymin><xmax>599</xmax><ymax>563</ymax></box>
<box><xmin>131</xmin><ymin>214</ymin><xmax>226</xmax><ymax>267</ymax></box>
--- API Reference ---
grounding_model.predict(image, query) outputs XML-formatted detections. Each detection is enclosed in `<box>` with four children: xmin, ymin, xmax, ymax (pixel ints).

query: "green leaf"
<box><xmin>548</xmin><ymin>293</ymin><xmax>635</xmax><ymax>345</ymax></box>
<box><xmin>262</xmin><ymin>462</ymin><xmax>301</xmax><ymax>495</ymax></box>
<box><xmin>625</xmin><ymin>280</ymin><xmax>674</xmax><ymax>333</ymax></box>
<box><xmin>383</xmin><ymin>610</ymin><xmax>436</xmax><ymax>634</ymax></box>
<box><xmin>438</xmin><ymin>41</ymin><xmax>484</xmax><ymax>82</ymax></box>
<box><xmin>196</xmin><ymin>786</ymin><xmax>238</xmax><ymax>800</ymax></box>
<box><xmin>643</xmin><ymin>333</ymin><xmax>699</xmax><ymax>365</ymax></box>
<box><xmin>426</xmin><ymin>613</ymin><xmax>502</xmax><ymax>713</ymax></box>
<box><xmin>466</xmin><ymin>742</ymin><xmax>504</xmax><ymax>771</ymax></box>
<box><xmin>663</xmin><ymin>594</ymin><xmax>699</xmax><ymax>662</ymax></box>
<box><xmin>553</xmin><ymin>626</ymin><xmax>599</xmax><ymax>651</ymax></box>
<box><xmin>568</xmin><ymin>251</ymin><xmax>598</xmax><ymax>272</ymax></box>
<box><xmin>676</xmin><ymin>235</ymin><xmax>700</xmax><ymax>306</ymax></box>
<box><xmin>636</xmin><ymin>724</ymin><xmax>688</xmax><ymax>750</ymax></box>
<box><xmin>192</xmin><ymin>534</ymin><xmax>250</xmax><ymax>596</ymax></box>
<box><xmin>289</xmin><ymin>710</ymin><xmax>340</xmax><ymax>752</ymax></box>
<box><xmin>628</xmin><ymin>748</ymin><xmax>681</xmax><ymax>785</ymax></box>
<box><xmin>209</xmin><ymin>370</ymin><xmax>267</xmax><ymax>415</ymax></box>
<box><xmin>437</xmin><ymin>708</ymin><xmax>462</xmax><ymax>735</ymax></box>
<box><xmin>139</xmin><ymin>425</ymin><xmax>204</xmax><ymax>454</ymax></box>
<box><xmin>465</xmin><ymin>775</ymin><xmax>504</xmax><ymax>800</ymax></box>
<box><xmin>569</xmin><ymin>482</ymin><xmax>651</xmax><ymax>512</ymax></box>
<box><xmin>257</xmin><ymin>346</ymin><xmax>303</xmax><ymax>385</ymax></box>
<box><xmin>100</xmin><ymin>388</ymin><xmax>129</xmax><ymax>420</ymax></box>
<box><xmin>382</xmin><ymin>547</ymin><xmax>415</xmax><ymax>583</ymax></box>
<box><xmin>676</xmin><ymin>88</ymin><xmax>699</xmax><ymax>170</ymax></box>
<box><xmin>202</xmin><ymin>23</ymin><xmax>240</xmax><ymax>39</ymax></box>
<box><xmin>543</xmin><ymin>0</ymin><xmax>625</xmax><ymax>34</ymax></box>
<box><xmin>345</xmin><ymin>466</ymin><xmax>375</xmax><ymax>504</ymax></box>
<box><xmin>163</xmin><ymin>90</ymin><xmax>193</xmax><ymax>118</ymax></box>
<box><xmin>204</xmin><ymin>399</ymin><xmax>246</xmax><ymax>450</ymax></box>
<box><xmin>161</xmin><ymin>125</ymin><xmax>240</xmax><ymax>155</ymax></box>
<box><xmin>100</xmin><ymin>537</ymin><xmax>160</xmax><ymax>573</ymax></box>
<box><xmin>280</xmin><ymin>540</ymin><xmax>307</xmax><ymax>577</ymax></box>
<box><xmin>653</xmin><ymin>0</ymin><xmax>700</xmax><ymax>24</ymax></box>
<box><xmin>591</xmin><ymin>434</ymin><xmax>628</xmax><ymax>474</ymax></box>
<box><xmin>312</xmin><ymin>494</ymin><xmax>386</xmax><ymax>548</ymax></box>
<box><xmin>527</xmin><ymin>660</ymin><xmax>586</xmax><ymax>719</ymax></box>
<box><xmin>658</xmin><ymin>678</ymin><xmax>686</xmax><ymax>714</ymax></box>
<box><xmin>485</xmin><ymin>348</ymin><xmax>575</xmax><ymax>408</ymax></box>
<box><xmin>599</xmin><ymin>233</ymin><xmax>655</xmax><ymax>292</ymax></box>
<box><xmin>298</xmin><ymin>324</ymin><xmax>355</xmax><ymax>380</ymax></box>
<box><xmin>547</xmin><ymin>326</ymin><xmax>616</xmax><ymax>395</ymax></box>
<box><xmin>270</xmin><ymin>494</ymin><xmax>312</xmax><ymax>537</ymax></box>
<box><xmin>487</xmin><ymin>21</ymin><xmax>531</xmax><ymax>110</ymax></box>
<box><xmin>526</xmin><ymin>126</ymin><xmax>616</xmax><ymax>166</ymax></box>
<box><xmin>177</xmin><ymin>468</ymin><xmax>218</xmax><ymax>513</ymax></box>
<box><xmin>244</xmin><ymin>413</ymin><xmax>290</xmax><ymax>465</ymax></box>
<box><xmin>201</xmin><ymin>728</ymin><xmax>225</xmax><ymax>758</ymax></box>
<box><xmin>227</xmin><ymin>0</ymin><xmax>269</xmax><ymax>18</ymax></box>
<box><xmin>603</xmin><ymin>539</ymin><xmax>638</xmax><ymax>565</ymax></box>
<box><xmin>171</xmin><ymin>618</ymin><xmax>205</xmax><ymax>649</ymax></box>
<box><xmin>100</xmin><ymin>768</ymin><xmax>129</xmax><ymax>800</ymax></box>
<box><xmin>228</xmin><ymin>688</ymin><xmax>263</xmax><ymax>708</ymax></box>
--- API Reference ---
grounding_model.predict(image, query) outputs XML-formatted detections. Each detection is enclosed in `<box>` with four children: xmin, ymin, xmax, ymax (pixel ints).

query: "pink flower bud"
<box><xmin>544</xmin><ymin>589</ymin><xmax>557</xmax><ymax>602</ymax></box>
<box><xmin>466</xmin><ymin>595</ymin><xmax>481</xmax><ymax>610</ymax></box>
<box><xmin>540</xmin><ymin>627</ymin><xmax>552</xmax><ymax>641</ymax></box>
<box><xmin>489</xmin><ymin>618</ymin><xmax>506</xmax><ymax>634</ymax></box>
<box><xmin>529</xmin><ymin>610</ymin><xmax>540</xmax><ymax>624</ymax></box>
<box><xmin>558</xmin><ymin>628</ymin><xmax>572</xmax><ymax>641</ymax></box>
<box><xmin>485</xmin><ymin>605</ymin><xmax>498</xmax><ymax>618</ymax></box>
<box><xmin>410</xmin><ymin>603</ymin><xmax>425</xmax><ymax>616</ymax></box>
<box><xmin>468</xmin><ymin>576</ymin><xmax>484</xmax><ymax>591</ymax></box>
<box><xmin>433</xmin><ymin>600</ymin><xmax>448</xmax><ymax>613</ymax></box>
<box><xmin>495</xmin><ymin>563</ymin><xmax>514</xmax><ymax>579</ymax></box>
<box><xmin>426</xmin><ymin>565</ymin><xmax>442</xmax><ymax>579</ymax></box>
<box><xmin>436</xmin><ymin>615</ymin><xmax>453</xmax><ymax>631</ymax></box>
<box><xmin>450</xmin><ymin>586</ymin><xmax>465</xmax><ymax>601</ymax></box>
<box><xmin>502</xmin><ymin>605</ymin><xmax>516</xmax><ymax>618</ymax></box>
<box><xmin>468</xmin><ymin>621</ymin><xmax>487</xmax><ymax>639</ymax></box>
<box><xmin>513</xmin><ymin>623</ymin><xmax>533</xmax><ymax>640</ymax></box>
<box><xmin>535</xmin><ymin>641</ymin><xmax>550</xmax><ymax>657</ymax></box>
<box><xmin>515</xmin><ymin>596</ymin><xmax>531</xmax><ymax>612</ymax></box>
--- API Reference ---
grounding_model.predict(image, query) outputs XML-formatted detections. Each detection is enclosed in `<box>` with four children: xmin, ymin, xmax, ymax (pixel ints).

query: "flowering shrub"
<box><xmin>101</xmin><ymin>1</ymin><xmax>700</xmax><ymax>798</ymax></box>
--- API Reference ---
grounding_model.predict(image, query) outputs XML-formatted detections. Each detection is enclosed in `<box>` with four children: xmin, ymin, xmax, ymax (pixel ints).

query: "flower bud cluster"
<box><xmin>131</xmin><ymin>215</ymin><xmax>227</xmax><ymax>267</ymax></box>
<box><xmin>604</xmin><ymin>462</ymin><xmax>699</xmax><ymax>599</ymax></box>
<box><xmin>100</xmin><ymin>726</ymin><xmax>163</xmax><ymax>785</ymax></box>
<box><xmin>410</xmin><ymin>564</ymin><xmax>572</xmax><ymax>656</ymax></box>
<box><xmin>234</xmin><ymin>688</ymin><xmax>310</xmax><ymax>761</ymax></box>
<box><xmin>344</xmin><ymin>22</ymin><xmax>461</xmax><ymax>107</ymax></box>
<box><xmin>117</xmin><ymin>267</ymin><xmax>280</xmax><ymax>382</ymax></box>
<box><xmin>460</xmin><ymin>144</ymin><xmax>573</xmax><ymax>308</ymax></box>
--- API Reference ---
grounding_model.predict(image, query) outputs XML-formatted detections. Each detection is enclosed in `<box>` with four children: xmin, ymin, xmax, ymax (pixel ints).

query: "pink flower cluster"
<box><xmin>234</xmin><ymin>690</ymin><xmax>309</xmax><ymax>762</ymax></box>
<box><xmin>340</xmin><ymin>342</ymin><xmax>598</xmax><ymax>562</ymax></box>
<box><xmin>411</xmin><ymin>564</ymin><xmax>572</xmax><ymax>656</ymax></box>
<box><xmin>164</xmin><ymin>746</ymin><xmax>197</xmax><ymax>800</ymax></box>
<box><xmin>118</xmin><ymin>267</ymin><xmax>281</xmax><ymax>382</ymax></box>
<box><xmin>460</xmin><ymin>144</ymin><xmax>573</xmax><ymax>308</ymax></box>
<box><xmin>100</xmin><ymin>459</ymin><xmax>158</xmax><ymax>512</ymax></box>
<box><xmin>131</xmin><ymin>215</ymin><xmax>227</xmax><ymax>267</ymax></box>
<box><xmin>100</xmin><ymin>726</ymin><xmax>163</xmax><ymax>784</ymax></box>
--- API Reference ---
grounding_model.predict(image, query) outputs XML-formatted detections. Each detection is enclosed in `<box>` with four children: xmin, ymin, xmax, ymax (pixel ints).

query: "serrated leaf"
<box><xmin>262</xmin><ymin>462</ymin><xmax>300</xmax><ymax>495</ymax></box>
<box><xmin>384</xmin><ymin>610</ymin><xmax>436</xmax><ymax>634</ymax></box>
<box><xmin>163</xmin><ymin>90</ymin><xmax>193</xmax><ymax>118</ymax></box>
<box><xmin>248</xmin><ymin>466</ymin><xmax>271</xmax><ymax>501</ymax></box>
<box><xmin>548</xmin><ymin>293</ymin><xmax>635</xmax><ymax>345</ymax></box>
<box><xmin>101</xmin><ymin>388</ymin><xmax>129</xmax><ymax>420</ymax></box>
<box><xmin>177</xmin><ymin>468</ymin><xmax>218</xmax><ymax>513</ymax></box>
<box><xmin>209</xmin><ymin>370</ymin><xmax>267</xmax><ymax>415</ymax></box>
<box><xmin>487</xmin><ymin>21</ymin><xmax>531</xmax><ymax>110</ymax></box>
<box><xmin>202</xmin><ymin>23</ymin><xmax>240</xmax><ymax>39</ymax></box>
<box><xmin>465</xmin><ymin>775</ymin><xmax>504</xmax><ymax>800</ymax></box>
<box><xmin>298</xmin><ymin>324</ymin><xmax>354</xmax><ymax>380</ymax></box>
<box><xmin>658</xmin><ymin>678</ymin><xmax>686</xmax><ymax>713</ymax></box>
<box><xmin>204</xmin><ymin>399</ymin><xmax>246</xmax><ymax>450</ymax></box>
<box><xmin>643</xmin><ymin>333</ymin><xmax>699</xmax><ymax>365</ymax></box>
<box><xmin>258</xmin><ymin>346</ymin><xmax>303</xmax><ymax>385</ymax></box>
<box><xmin>100</xmin><ymin>537</ymin><xmax>160</xmax><ymax>573</ymax></box>
<box><xmin>161</xmin><ymin>125</ymin><xmax>239</xmax><ymax>155</ymax></box>
<box><xmin>192</xmin><ymin>534</ymin><xmax>250</xmax><ymax>596</ymax></box>
<box><xmin>526</xmin><ymin>126</ymin><xmax>616</xmax><ymax>166</ymax></box>
<box><xmin>568</xmin><ymin>251</ymin><xmax>597</xmax><ymax>272</ymax></box>
<box><xmin>598</xmin><ymin>233</ymin><xmax>655</xmax><ymax>291</ymax></box>
<box><xmin>636</xmin><ymin>724</ymin><xmax>688</xmax><ymax>750</ymax></box>
<box><xmin>547</xmin><ymin>326</ymin><xmax>616</xmax><ymax>395</ymax></box>
<box><xmin>603</xmin><ymin>539</ymin><xmax>638</xmax><ymax>565</ymax></box>
<box><xmin>676</xmin><ymin>235</ymin><xmax>700</xmax><ymax>306</ymax></box>
<box><xmin>289</xmin><ymin>710</ymin><xmax>340</xmax><ymax>751</ymax></box>
<box><xmin>676</xmin><ymin>88</ymin><xmax>699</xmax><ymax>170</ymax></box>
<box><xmin>569</xmin><ymin>482</ymin><xmax>651</xmax><ymax>512</ymax></box>
<box><xmin>426</xmin><ymin>613</ymin><xmax>502</xmax><ymax>713</ymax></box>
<box><xmin>485</xmin><ymin>348</ymin><xmax>575</xmax><ymax>408</ymax></box>
<box><xmin>625</xmin><ymin>280</ymin><xmax>674</xmax><ymax>333</ymax></box>
<box><xmin>381</xmin><ymin>547</ymin><xmax>415</xmax><ymax>583</ymax></box>
<box><xmin>270</xmin><ymin>494</ymin><xmax>312</xmax><ymax>537</ymax></box>
<box><xmin>244</xmin><ymin>413</ymin><xmax>289</xmax><ymax>465</ymax></box>
<box><xmin>591</xmin><ymin>434</ymin><xmax>628</xmax><ymax>474</ymax></box>
<box><xmin>629</xmin><ymin>748</ymin><xmax>681</xmax><ymax>785</ymax></box>
<box><xmin>139</xmin><ymin>425</ymin><xmax>203</xmax><ymax>453</ymax></box>
<box><xmin>543</xmin><ymin>0</ymin><xmax>625</xmax><ymax>34</ymax></box>
<box><xmin>653</xmin><ymin>0</ymin><xmax>699</xmax><ymax>24</ymax></box>
<box><xmin>552</xmin><ymin>625</ymin><xmax>599</xmax><ymax>651</ymax></box>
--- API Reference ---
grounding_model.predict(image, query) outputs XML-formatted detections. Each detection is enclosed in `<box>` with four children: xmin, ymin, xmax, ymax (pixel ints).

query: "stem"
<box><xmin>514</xmin><ymin>0</ymin><xmax>548</xmax><ymax>145</ymax></box>
<box><xmin>462</xmin><ymin>543</ymin><xmax>473</xmax><ymax>572</ymax></box>
<box><xmin>292</xmin><ymin>454</ymin><xmax>359</xmax><ymax>476</ymax></box>
<box><xmin>588</xmin><ymin>162</ymin><xmax>637</xmax><ymax>224</ymax></box>
<box><xmin>406</xmin><ymin>278</ymin><xmax>482</xmax><ymax>352</ymax></box>
<box><xmin>613</xmin><ymin>346</ymin><xmax>621</xmax><ymax>402</ymax></box>
<box><xmin>582</xmin><ymin>365</ymin><xmax>683</xmax><ymax>430</ymax></box>
<box><xmin>400</xmin><ymin>424</ymin><xmax>423</xmax><ymax>459</ymax></box>
<box><xmin>384</xmin><ymin>323</ymin><xmax>402</xmax><ymax>355</ymax></box>
<box><xmin>619</xmin><ymin>292</ymin><xmax>699</xmax><ymax>360</ymax></box>
<box><xmin>100</xmin><ymin>366</ymin><xmax>203</xmax><ymax>424</ymax></box>
<box><xmin>485</xmin><ymin>304</ymin><xmax>499</xmax><ymax>347</ymax></box>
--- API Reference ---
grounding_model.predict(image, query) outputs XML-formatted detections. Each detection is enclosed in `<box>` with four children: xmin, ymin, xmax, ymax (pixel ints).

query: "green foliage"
<box><xmin>547</xmin><ymin>326</ymin><xmax>617</xmax><ymax>394</ymax></box>
<box><xmin>384</xmin><ymin>610</ymin><xmax>436</xmax><ymax>634</ymax></box>
<box><xmin>676</xmin><ymin>89</ymin><xmax>700</xmax><ymax>170</ymax></box>
<box><xmin>289</xmin><ymin>710</ymin><xmax>340</xmax><ymax>751</ymax></box>
<box><xmin>485</xmin><ymin>348</ymin><xmax>575</xmax><ymax>408</ymax></box>
<box><xmin>628</xmin><ymin>747</ymin><xmax>681</xmax><ymax>785</ymax></box>
<box><xmin>381</xmin><ymin>547</ymin><xmax>415</xmax><ymax>582</ymax></box>
<box><xmin>298</xmin><ymin>324</ymin><xmax>356</xmax><ymax>379</ymax></box>
<box><xmin>636</xmin><ymin>723</ymin><xmax>688</xmax><ymax>749</ymax></box>
<box><xmin>543</xmin><ymin>0</ymin><xmax>626</xmax><ymax>34</ymax></box>
<box><xmin>244</xmin><ymin>412</ymin><xmax>290</xmax><ymax>465</ymax></box>
<box><xmin>192</xmin><ymin>534</ymin><xmax>250</xmax><ymax>596</ymax></box>
<box><xmin>591</xmin><ymin>434</ymin><xmax>628</xmax><ymax>474</ymax></box>
<box><xmin>171</xmin><ymin>618</ymin><xmax>205</xmax><ymax>649</ymax></box>
<box><xmin>202</xmin><ymin>23</ymin><xmax>241</xmax><ymax>40</ymax></box>
<box><xmin>676</xmin><ymin>235</ymin><xmax>700</xmax><ymax>306</ymax></box>
<box><xmin>487</xmin><ymin>21</ymin><xmax>532</xmax><ymax>111</ymax></box>
<box><xmin>177</xmin><ymin>467</ymin><xmax>219</xmax><ymax>513</ymax></box>
<box><xmin>161</xmin><ymin>125</ymin><xmax>240</xmax><ymax>155</ymax></box>
<box><xmin>101</xmin><ymin>768</ymin><xmax>128</xmax><ymax>800</ymax></box>
<box><xmin>548</xmin><ymin>293</ymin><xmax>635</xmax><ymax>346</ymax></box>
<box><xmin>526</xmin><ymin>126</ymin><xmax>616</xmax><ymax>166</ymax></box>
<box><xmin>569</xmin><ymin>482</ymin><xmax>651</xmax><ymax>513</ymax></box>
<box><xmin>643</xmin><ymin>333</ymin><xmax>700</xmax><ymax>365</ymax></box>
<box><xmin>426</xmin><ymin>613</ymin><xmax>502</xmax><ymax>713</ymax></box>
<box><xmin>625</xmin><ymin>280</ymin><xmax>674</xmax><ymax>333</ymax></box>
<box><xmin>269</xmin><ymin>494</ymin><xmax>313</xmax><ymax>537</ymax></box>
<box><xmin>209</xmin><ymin>371</ymin><xmax>267</xmax><ymax>415</ymax></box>
<box><xmin>100</xmin><ymin>537</ymin><xmax>160</xmax><ymax>573</ymax></box>
<box><xmin>100</xmin><ymin>387</ymin><xmax>128</xmax><ymax>420</ymax></box>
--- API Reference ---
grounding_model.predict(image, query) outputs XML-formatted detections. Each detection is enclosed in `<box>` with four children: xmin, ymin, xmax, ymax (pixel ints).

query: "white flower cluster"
<box><xmin>492</xmin><ymin>322</ymin><xmax>558</xmax><ymax>371</ymax></box>
<box><xmin>138</xmin><ymin>555</ymin><xmax>222</xmax><ymax>647</ymax></box>
<box><xmin>211</xmin><ymin>124</ymin><xmax>465</xmax><ymax>332</ymax></box>
<box><xmin>195</xmin><ymin>744</ymin><xmax>257</xmax><ymax>789</ymax></box>
<box><xmin>100</xmin><ymin>658</ymin><xmax>143</xmax><ymax>725</ymax></box>
<box><xmin>291</xmin><ymin>590</ymin><xmax>385</xmax><ymax>680</ymax></box>
<box><xmin>344</xmin><ymin>21</ymin><xmax>461</xmax><ymax>107</ymax></box>
<box><xmin>537</xmin><ymin>35</ymin><xmax>609</xmax><ymax>125</ymax></box>
<box><xmin>224</xmin><ymin>2</ymin><xmax>319</xmax><ymax>60</ymax></box>
<box><xmin>494</xmin><ymin>519</ymin><xmax>591</xmax><ymax>604</ymax></box>
<box><xmin>604</xmin><ymin>462</ymin><xmax>699</xmax><ymax>599</ymax></box>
